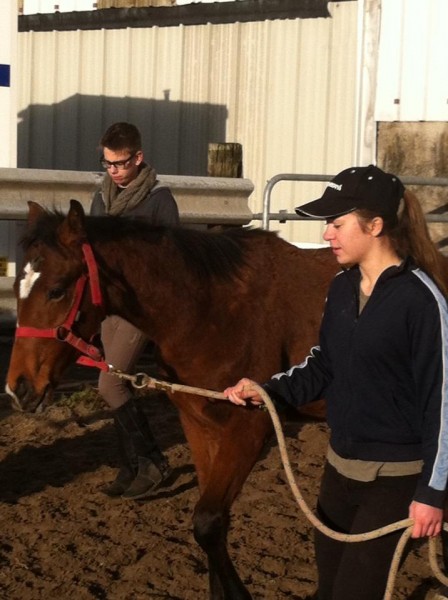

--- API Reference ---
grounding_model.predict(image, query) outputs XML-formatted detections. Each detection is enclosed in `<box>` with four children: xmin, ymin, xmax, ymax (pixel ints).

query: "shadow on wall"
<box><xmin>17</xmin><ymin>94</ymin><xmax>228</xmax><ymax>176</ymax></box>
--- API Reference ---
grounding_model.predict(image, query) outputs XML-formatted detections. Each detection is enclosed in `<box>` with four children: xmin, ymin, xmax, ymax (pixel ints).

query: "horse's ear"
<box><xmin>58</xmin><ymin>199</ymin><xmax>87</xmax><ymax>247</ymax></box>
<box><xmin>27</xmin><ymin>201</ymin><xmax>46</xmax><ymax>227</ymax></box>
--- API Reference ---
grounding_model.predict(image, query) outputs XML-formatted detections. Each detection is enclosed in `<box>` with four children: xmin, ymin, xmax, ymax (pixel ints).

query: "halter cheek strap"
<box><xmin>15</xmin><ymin>243</ymin><xmax>107</xmax><ymax>365</ymax></box>
<box><xmin>81</xmin><ymin>242</ymin><xmax>102</xmax><ymax>306</ymax></box>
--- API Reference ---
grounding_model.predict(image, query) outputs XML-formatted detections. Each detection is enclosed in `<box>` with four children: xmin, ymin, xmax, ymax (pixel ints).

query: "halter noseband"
<box><xmin>15</xmin><ymin>242</ymin><xmax>106</xmax><ymax>364</ymax></box>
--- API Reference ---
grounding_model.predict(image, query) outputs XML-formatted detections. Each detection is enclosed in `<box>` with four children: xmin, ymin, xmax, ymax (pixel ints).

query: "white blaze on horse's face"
<box><xmin>19</xmin><ymin>262</ymin><xmax>41</xmax><ymax>299</ymax></box>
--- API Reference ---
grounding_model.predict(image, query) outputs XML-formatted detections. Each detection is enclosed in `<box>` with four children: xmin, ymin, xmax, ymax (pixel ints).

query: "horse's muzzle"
<box><xmin>5</xmin><ymin>376</ymin><xmax>51</xmax><ymax>413</ymax></box>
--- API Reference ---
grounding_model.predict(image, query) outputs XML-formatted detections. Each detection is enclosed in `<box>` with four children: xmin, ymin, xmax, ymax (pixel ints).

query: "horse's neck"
<box><xmin>97</xmin><ymin>238</ymin><xmax>199</xmax><ymax>344</ymax></box>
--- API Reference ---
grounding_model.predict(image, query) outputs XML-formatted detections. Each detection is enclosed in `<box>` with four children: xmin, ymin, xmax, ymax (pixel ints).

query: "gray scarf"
<box><xmin>101</xmin><ymin>163</ymin><xmax>157</xmax><ymax>216</ymax></box>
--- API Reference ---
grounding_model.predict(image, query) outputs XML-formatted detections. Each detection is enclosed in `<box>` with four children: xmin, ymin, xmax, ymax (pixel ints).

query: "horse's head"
<box><xmin>6</xmin><ymin>200</ymin><xmax>104</xmax><ymax>413</ymax></box>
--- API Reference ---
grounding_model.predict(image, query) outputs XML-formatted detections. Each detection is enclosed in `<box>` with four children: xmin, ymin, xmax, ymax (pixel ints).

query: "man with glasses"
<box><xmin>91</xmin><ymin>122</ymin><xmax>179</xmax><ymax>500</ymax></box>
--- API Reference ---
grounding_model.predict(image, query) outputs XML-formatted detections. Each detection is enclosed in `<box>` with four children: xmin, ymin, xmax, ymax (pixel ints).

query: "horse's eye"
<box><xmin>47</xmin><ymin>288</ymin><xmax>65</xmax><ymax>301</ymax></box>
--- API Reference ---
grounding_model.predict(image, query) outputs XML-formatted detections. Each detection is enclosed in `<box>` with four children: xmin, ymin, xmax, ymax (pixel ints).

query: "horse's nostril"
<box><xmin>15</xmin><ymin>375</ymin><xmax>31</xmax><ymax>401</ymax></box>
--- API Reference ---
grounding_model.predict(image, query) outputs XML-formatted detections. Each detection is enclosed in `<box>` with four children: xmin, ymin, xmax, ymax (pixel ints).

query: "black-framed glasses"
<box><xmin>100</xmin><ymin>153</ymin><xmax>136</xmax><ymax>170</ymax></box>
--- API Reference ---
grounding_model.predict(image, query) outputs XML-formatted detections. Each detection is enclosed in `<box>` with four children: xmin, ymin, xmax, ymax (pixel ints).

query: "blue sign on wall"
<box><xmin>0</xmin><ymin>65</ymin><xmax>11</xmax><ymax>87</ymax></box>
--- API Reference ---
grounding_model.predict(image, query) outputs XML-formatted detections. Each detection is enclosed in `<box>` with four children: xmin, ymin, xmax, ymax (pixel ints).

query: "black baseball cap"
<box><xmin>295</xmin><ymin>165</ymin><xmax>405</xmax><ymax>220</ymax></box>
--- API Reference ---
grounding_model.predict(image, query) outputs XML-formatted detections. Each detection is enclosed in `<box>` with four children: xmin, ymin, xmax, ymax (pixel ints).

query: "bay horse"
<box><xmin>6</xmin><ymin>199</ymin><xmax>338</xmax><ymax>599</ymax></box>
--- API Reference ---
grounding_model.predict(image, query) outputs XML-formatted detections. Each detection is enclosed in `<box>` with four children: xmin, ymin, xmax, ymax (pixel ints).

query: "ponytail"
<box><xmin>357</xmin><ymin>189</ymin><xmax>448</xmax><ymax>297</ymax></box>
<box><xmin>391</xmin><ymin>190</ymin><xmax>448</xmax><ymax>297</ymax></box>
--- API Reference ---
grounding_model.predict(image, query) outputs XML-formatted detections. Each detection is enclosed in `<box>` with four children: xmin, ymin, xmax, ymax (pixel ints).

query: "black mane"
<box><xmin>22</xmin><ymin>208</ymin><xmax>275</xmax><ymax>281</ymax></box>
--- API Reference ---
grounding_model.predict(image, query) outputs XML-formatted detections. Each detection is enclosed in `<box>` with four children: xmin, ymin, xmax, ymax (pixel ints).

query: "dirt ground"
<box><xmin>0</xmin><ymin>331</ymin><xmax>446</xmax><ymax>600</ymax></box>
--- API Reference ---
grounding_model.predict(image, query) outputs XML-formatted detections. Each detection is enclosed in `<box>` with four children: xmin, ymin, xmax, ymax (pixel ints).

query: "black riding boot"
<box><xmin>114</xmin><ymin>397</ymin><xmax>172</xmax><ymax>500</ymax></box>
<box><xmin>100</xmin><ymin>415</ymin><xmax>137</xmax><ymax>497</ymax></box>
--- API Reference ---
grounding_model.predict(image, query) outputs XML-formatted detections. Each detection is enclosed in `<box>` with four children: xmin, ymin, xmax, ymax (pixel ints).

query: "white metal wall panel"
<box><xmin>262</xmin><ymin>2</ymin><xmax>359</xmax><ymax>243</ymax></box>
<box><xmin>375</xmin><ymin>0</ymin><xmax>448</xmax><ymax>122</ymax></box>
<box><xmin>18</xmin><ymin>1</ymin><xmax>359</xmax><ymax>245</ymax></box>
<box><xmin>22</xmin><ymin>0</ymin><xmax>97</xmax><ymax>13</ymax></box>
<box><xmin>1</xmin><ymin>1</ymin><xmax>18</xmax><ymax>276</ymax></box>
<box><xmin>1</xmin><ymin>1</ymin><xmax>17</xmax><ymax>170</ymax></box>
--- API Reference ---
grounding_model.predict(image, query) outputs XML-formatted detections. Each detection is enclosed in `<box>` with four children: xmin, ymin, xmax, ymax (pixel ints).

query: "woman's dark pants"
<box><xmin>315</xmin><ymin>462</ymin><xmax>419</xmax><ymax>600</ymax></box>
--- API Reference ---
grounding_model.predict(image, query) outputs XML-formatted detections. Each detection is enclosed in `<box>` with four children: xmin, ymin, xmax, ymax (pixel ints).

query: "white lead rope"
<box><xmin>112</xmin><ymin>369</ymin><xmax>448</xmax><ymax>599</ymax></box>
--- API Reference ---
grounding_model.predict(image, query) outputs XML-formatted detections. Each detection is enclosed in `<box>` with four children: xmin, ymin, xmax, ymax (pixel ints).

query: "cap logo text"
<box><xmin>328</xmin><ymin>182</ymin><xmax>342</xmax><ymax>191</ymax></box>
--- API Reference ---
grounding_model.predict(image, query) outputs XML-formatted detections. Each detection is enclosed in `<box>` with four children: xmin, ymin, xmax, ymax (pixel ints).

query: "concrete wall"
<box><xmin>377</xmin><ymin>122</ymin><xmax>448</xmax><ymax>250</ymax></box>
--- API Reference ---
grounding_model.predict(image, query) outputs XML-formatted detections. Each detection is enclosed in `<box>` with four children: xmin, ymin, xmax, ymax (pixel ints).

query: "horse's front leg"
<box><xmin>193</xmin><ymin>497</ymin><xmax>251</xmax><ymax>600</ymax></box>
<box><xmin>189</xmin><ymin>409</ymin><xmax>272</xmax><ymax>600</ymax></box>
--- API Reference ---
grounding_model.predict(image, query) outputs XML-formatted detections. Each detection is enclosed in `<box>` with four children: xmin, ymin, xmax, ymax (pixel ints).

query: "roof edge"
<box><xmin>19</xmin><ymin>0</ymin><xmax>331</xmax><ymax>32</ymax></box>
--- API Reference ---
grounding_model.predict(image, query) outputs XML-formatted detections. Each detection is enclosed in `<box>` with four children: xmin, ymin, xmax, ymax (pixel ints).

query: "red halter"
<box><xmin>15</xmin><ymin>242</ymin><xmax>107</xmax><ymax>366</ymax></box>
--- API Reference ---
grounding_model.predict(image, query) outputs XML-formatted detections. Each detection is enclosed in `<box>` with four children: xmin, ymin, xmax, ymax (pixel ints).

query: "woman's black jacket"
<box><xmin>264</xmin><ymin>260</ymin><xmax>448</xmax><ymax>508</ymax></box>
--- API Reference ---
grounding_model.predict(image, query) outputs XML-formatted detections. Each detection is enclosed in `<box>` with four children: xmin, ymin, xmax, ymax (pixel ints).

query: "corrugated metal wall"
<box><xmin>375</xmin><ymin>0</ymin><xmax>448</xmax><ymax>122</ymax></box>
<box><xmin>17</xmin><ymin>1</ymin><xmax>359</xmax><ymax>244</ymax></box>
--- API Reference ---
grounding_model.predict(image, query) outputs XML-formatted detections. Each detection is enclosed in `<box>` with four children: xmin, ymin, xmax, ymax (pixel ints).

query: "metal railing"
<box><xmin>253</xmin><ymin>173</ymin><xmax>448</xmax><ymax>230</ymax></box>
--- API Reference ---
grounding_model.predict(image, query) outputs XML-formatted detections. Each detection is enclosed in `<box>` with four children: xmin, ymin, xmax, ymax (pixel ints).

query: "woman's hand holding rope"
<box><xmin>223</xmin><ymin>377</ymin><xmax>264</xmax><ymax>407</ymax></box>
